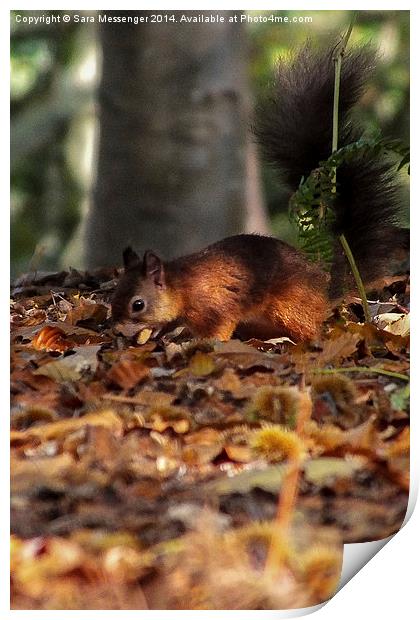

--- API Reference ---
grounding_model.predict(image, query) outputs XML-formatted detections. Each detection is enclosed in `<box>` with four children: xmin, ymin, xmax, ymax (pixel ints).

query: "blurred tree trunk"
<box><xmin>85</xmin><ymin>10</ymin><xmax>251</xmax><ymax>268</ymax></box>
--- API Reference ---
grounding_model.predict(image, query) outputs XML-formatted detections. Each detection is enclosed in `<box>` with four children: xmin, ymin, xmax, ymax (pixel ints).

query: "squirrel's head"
<box><xmin>111</xmin><ymin>247</ymin><xmax>180</xmax><ymax>337</ymax></box>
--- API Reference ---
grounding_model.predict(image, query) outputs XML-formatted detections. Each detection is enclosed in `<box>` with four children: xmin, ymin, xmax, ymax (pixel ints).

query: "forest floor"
<box><xmin>10</xmin><ymin>266</ymin><xmax>409</xmax><ymax>610</ymax></box>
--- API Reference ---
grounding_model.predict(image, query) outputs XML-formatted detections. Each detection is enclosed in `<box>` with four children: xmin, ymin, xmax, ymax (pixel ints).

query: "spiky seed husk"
<box><xmin>251</xmin><ymin>425</ymin><xmax>306</xmax><ymax>463</ymax></box>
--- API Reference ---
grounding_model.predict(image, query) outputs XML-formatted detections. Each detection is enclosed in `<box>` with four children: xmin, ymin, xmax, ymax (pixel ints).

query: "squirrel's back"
<box><xmin>166</xmin><ymin>234</ymin><xmax>329</xmax><ymax>341</ymax></box>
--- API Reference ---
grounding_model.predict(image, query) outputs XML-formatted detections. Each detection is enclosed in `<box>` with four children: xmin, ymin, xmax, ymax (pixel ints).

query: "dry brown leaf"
<box><xmin>317</xmin><ymin>333</ymin><xmax>360</xmax><ymax>366</ymax></box>
<box><xmin>224</xmin><ymin>443</ymin><xmax>254</xmax><ymax>463</ymax></box>
<box><xmin>103</xmin><ymin>546</ymin><xmax>155</xmax><ymax>583</ymax></box>
<box><xmin>107</xmin><ymin>359</ymin><xmax>150</xmax><ymax>390</ymax></box>
<box><xmin>306</xmin><ymin>416</ymin><xmax>378</xmax><ymax>455</ymax></box>
<box><xmin>149</xmin><ymin>412</ymin><xmax>190</xmax><ymax>434</ymax></box>
<box><xmin>344</xmin><ymin>322</ymin><xmax>409</xmax><ymax>355</ymax></box>
<box><xmin>10</xmin><ymin>308</ymin><xmax>47</xmax><ymax>330</ymax></box>
<box><xmin>11</xmin><ymin>453</ymin><xmax>75</xmax><ymax>489</ymax></box>
<box><xmin>213</xmin><ymin>340</ymin><xmax>260</xmax><ymax>355</ymax></box>
<box><xmin>213</xmin><ymin>368</ymin><xmax>247</xmax><ymax>398</ymax></box>
<box><xmin>374</xmin><ymin>312</ymin><xmax>410</xmax><ymax>337</ymax></box>
<box><xmin>378</xmin><ymin>427</ymin><xmax>409</xmax><ymax>460</ymax></box>
<box><xmin>13</xmin><ymin>537</ymin><xmax>87</xmax><ymax>598</ymax></box>
<box><xmin>212</xmin><ymin>339</ymin><xmax>285</xmax><ymax>372</ymax></box>
<box><xmin>11</xmin><ymin>409</ymin><xmax>124</xmax><ymax>444</ymax></box>
<box><xmin>13</xmin><ymin>321</ymin><xmax>110</xmax><ymax>346</ymax></box>
<box><xmin>182</xmin><ymin>428</ymin><xmax>223</xmax><ymax>465</ymax></box>
<box><xmin>104</xmin><ymin>390</ymin><xmax>174</xmax><ymax>408</ymax></box>
<box><xmin>32</xmin><ymin>325</ymin><xmax>74</xmax><ymax>353</ymax></box>
<box><xmin>33</xmin><ymin>345</ymin><xmax>100</xmax><ymax>382</ymax></box>
<box><xmin>66</xmin><ymin>298</ymin><xmax>108</xmax><ymax>326</ymax></box>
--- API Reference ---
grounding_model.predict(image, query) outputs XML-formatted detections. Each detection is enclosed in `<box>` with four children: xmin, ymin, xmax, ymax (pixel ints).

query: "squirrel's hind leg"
<box><xmin>187</xmin><ymin>317</ymin><xmax>238</xmax><ymax>341</ymax></box>
<box><xmin>261</xmin><ymin>285</ymin><xmax>328</xmax><ymax>342</ymax></box>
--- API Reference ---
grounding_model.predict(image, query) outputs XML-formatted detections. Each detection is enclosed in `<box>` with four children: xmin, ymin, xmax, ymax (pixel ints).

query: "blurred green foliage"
<box><xmin>11</xmin><ymin>10</ymin><xmax>93</xmax><ymax>275</ymax></box>
<box><xmin>10</xmin><ymin>10</ymin><xmax>409</xmax><ymax>275</ymax></box>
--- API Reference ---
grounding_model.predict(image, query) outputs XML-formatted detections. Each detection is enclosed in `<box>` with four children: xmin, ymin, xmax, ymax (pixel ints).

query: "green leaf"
<box><xmin>390</xmin><ymin>384</ymin><xmax>410</xmax><ymax>412</ymax></box>
<box><xmin>288</xmin><ymin>134</ymin><xmax>409</xmax><ymax>266</ymax></box>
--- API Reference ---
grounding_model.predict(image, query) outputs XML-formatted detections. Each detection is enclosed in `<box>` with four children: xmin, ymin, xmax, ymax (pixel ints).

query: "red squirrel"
<box><xmin>111</xmin><ymin>43</ymin><xmax>408</xmax><ymax>342</ymax></box>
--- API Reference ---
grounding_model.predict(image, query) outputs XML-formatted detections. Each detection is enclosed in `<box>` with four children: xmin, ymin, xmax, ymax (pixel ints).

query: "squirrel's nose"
<box><xmin>112</xmin><ymin>324</ymin><xmax>125</xmax><ymax>337</ymax></box>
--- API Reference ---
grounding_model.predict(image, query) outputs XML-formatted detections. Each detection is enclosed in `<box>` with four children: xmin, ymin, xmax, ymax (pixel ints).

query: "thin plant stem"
<box><xmin>331</xmin><ymin>13</ymin><xmax>370</xmax><ymax>323</ymax></box>
<box><xmin>273</xmin><ymin>463</ymin><xmax>301</xmax><ymax>531</ymax></box>
<box><xmin>312</xmin><ymin>366</ymin><xmax>409</xmax><ymax>382</ymax></box>
<box><xmin>264</xmin><ymin>462</ymin><xmax>301</xmax><ymax>580</ymax></box>
<box><xmin>296</xmin><ymin>385</ymin><xmax>312</xmax><ymax>435</ymax></box>
<box><xmin>339</xmin><ymin>233</ymin><xmax>371</xmax><ymax>322</ymax></box>
<box><xmin>331</xmin><ymin>14</ymin><xmax>357</xmax><ymax>155</ymax></box>
<box><xmin>264</xmin><ymin>389</ymin><xmax>310</xmax><ymax>579</ymax></box>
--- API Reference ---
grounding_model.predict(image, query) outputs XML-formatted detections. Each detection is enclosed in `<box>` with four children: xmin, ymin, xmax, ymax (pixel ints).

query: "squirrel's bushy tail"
<box><xmin>255</xmin><ymin>42</ymin><xmax>408</xmax><ymax>298</ymax></box>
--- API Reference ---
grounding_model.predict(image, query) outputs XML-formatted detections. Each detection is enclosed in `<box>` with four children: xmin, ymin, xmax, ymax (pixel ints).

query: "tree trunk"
<box><xmin>85</xmin><ymin>10</ymin><xmax>249</xmax><ymax>268</ymax></box>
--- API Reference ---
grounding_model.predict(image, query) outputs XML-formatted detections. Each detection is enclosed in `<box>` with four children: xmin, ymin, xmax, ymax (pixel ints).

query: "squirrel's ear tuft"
<box><xmin>123</xmin><ymin>246</ymin><xmax>141</xmax><ymax>270</ymax></box>
<box><xmin>143</xmin><ymin>250</ymin><xmax>165</xmax><ymax>287</ymax></box>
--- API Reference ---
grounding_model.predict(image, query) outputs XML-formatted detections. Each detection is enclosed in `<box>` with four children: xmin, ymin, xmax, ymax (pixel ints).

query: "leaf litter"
<box><xmin>10</xmin><ymin>269</ymin><xmax>409</xmax><ymax>609</ymax></box>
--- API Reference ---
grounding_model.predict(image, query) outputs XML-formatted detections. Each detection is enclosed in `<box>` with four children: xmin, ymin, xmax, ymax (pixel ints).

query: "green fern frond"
<box><xmin>289</xmin><ymin>135</ymin><xmax>409</xmax><ymax>265</ymax></box>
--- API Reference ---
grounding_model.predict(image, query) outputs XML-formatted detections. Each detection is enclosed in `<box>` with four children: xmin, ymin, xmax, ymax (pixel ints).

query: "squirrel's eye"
<box><xmin>131</xmin><ymin>299</ymin><xmax>145</xmax><ymax>313</ymax></box>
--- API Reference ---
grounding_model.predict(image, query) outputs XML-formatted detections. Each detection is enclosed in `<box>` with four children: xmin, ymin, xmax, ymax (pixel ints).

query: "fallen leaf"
<box><xmin>11</xmin><ymin>453</ymin><xmax>75</xmax><ymax>492</ymax></box>
<box><xmin>206</xmin><ymin>457</ymin><xmax>362</xmax><ymax>496</ymax></box>
<box><xmin>390</xmin><ymin>384</ymin><xmax>410</xmax><ymax>412</ymax></box>
<box><xmin>189</xmin><ymin>351</ymin><xmax>217</xmax><ymax>377</ymax></box>
<box><xmin>374</xmin><ymin>312</ymin><xmax>410</xmax><ymax>337</ymax></box>
<box><xmin>182</xmin><ymin>428</ymin><xmax>223</xmax><ymax>465</ymax></box>
<box><xmin>103</xmin><ymin>546</ymin><xmax>154</xmax><ymax>582</ymax></box>
<box><xmin>264</xmin><ymin>337</ymin><xmax>296</xmax><ymax>345</ymax></box>
<box><xmin>213</xmin><ymin>368</ymin><xmax>247</xmax><ymax>398</ymax></box>
<box><xmin>11</xmin><ymin>409</ymin><xmax>124</xmax><ymax>444</ymax></box>
<box><xmin>306</xmin><ymin>416</ymin><xmax>379</xmax><ymax>455</ymax></box>
<box><xmin>107</xmin><ymin>359</ymin><xmax>150</xmax><ymax>390</ymax></box>
<box><xmin>224</xmin><ymin>444</ymin><xmax>254</xmax><ymax>463</ymax></box>
<box><xmin>347</xmin><ymin>322</ymin><xmax>409</xmax><ymax>355</ymax></box>
<box><xmin>33</xmin><ymin>345</ymin><xmax>100</xmax><ymax>382</ymax></box>
<box><xmin>149</xmin><ymin>407</ymin><xmax>190</xmax><ymax>434</ymax></box>
<box><xmin>32</xmin><ymin>325</ymin><xmax>74</xmax><ymax>353</ymax></box>
<box><xmin>66</xmin><ymin>298</ymin><xmax>108</xmax><ymax>326</ymax></box>
<box><xmin>10</xmin><ymin>308</ymin><xmax>47</xmax><ymax>330</ymax></box>
<box><xmin>317</xmin><ymin>333</ymin><xmax>360</xmax><ymax>366</ymax></box>
<box><xmin>13</xmin><ymin>537</ymin><xmax>86</xmax><ymax>598</ymax></box>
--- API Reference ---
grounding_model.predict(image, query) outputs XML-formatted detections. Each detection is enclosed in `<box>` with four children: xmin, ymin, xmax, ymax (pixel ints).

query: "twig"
<box><xmin>346</xmin><ymin>296</ymin><xmax>409</xmax><ymax>315</ymax></box>
<box><xmin>312</xmin><ymin>367</ymin><xmax>409</xmax><ymax>382</ymax></box>
<box><xmin>296</xmin><ymin>385</ymin><xmax>312</xmax><ymax>434</ymax></box>
<box><xmin>103</xmin><ymin>394</ymin><xmax>149</xmax><ymax>406</ymax></box>
<box><xmin>331</xmin><ymin>13</ymin><xmax>370</xmax><ymax>323</ymax></box>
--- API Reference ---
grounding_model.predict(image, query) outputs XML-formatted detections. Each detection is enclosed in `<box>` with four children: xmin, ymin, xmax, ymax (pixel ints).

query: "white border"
<box><xmin>4</xmin><ymin>2</ymin><xmax>418</xmax><ymax>618</ymax></box>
